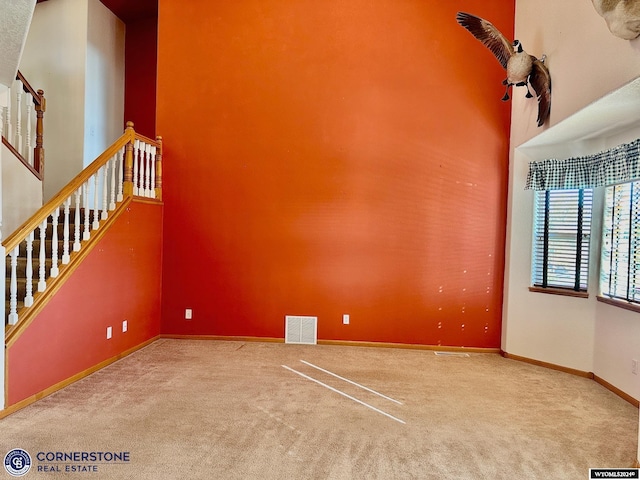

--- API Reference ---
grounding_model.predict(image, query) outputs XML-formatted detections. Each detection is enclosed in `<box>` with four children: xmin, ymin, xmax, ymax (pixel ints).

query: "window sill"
<box><xmin>528</xmin><ymin>286</ymin><xmax>589</xmax><ymax>298</ymax></box>
<box><xmin>596</xmin><ymin>295</ymin><xmax>640</xmax><ymax>313</ymax></box>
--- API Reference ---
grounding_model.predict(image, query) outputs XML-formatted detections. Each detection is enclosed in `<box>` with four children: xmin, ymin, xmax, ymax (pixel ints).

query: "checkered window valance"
<box><xmin>525</xmin><ymin>138</ymin><xmax>640</xmax><ymax>190</ymax></box>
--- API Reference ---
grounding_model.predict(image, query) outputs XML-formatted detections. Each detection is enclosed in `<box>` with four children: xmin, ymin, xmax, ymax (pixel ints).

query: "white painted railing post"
<box><xmin>117</xmin><ymin>150</ymin><xmax>124</xmax><ymax>202</ymax></box>
<box><xmin>37</xmin><ymin>219</ymin><xmax>47</xmax><ymax>292</ymax></box>
<box><xmin>14</xmin><ymin>80</ymin><xmax>22</xmax><ymax>154</ymax></box>
<box><xmin>101</xmin><ymin>165</ymin><xmax>108</xmax><ymax>220</ymax></box>
<box><xmin>50</xmin><ymin>208</ymin><xmax>60</xmax><ymax>278</ymax></box>
<box><xmin>8</xmin><ymin>246</ymin><xmax>18</xmax><ymax>325</ymax></box>
<box><xmin>145</xmin><ymin>144</ymin><xmax>153</xmax><ymax>197</ymax></box>
<box><xmin>150</xmin><ymin>145</ymin><xmax>156</xmax><ymax>199</ymax></box>
<box><xmin>133</xmin><ymin>139</ymin><xmax>140</xmax><ymax>196</ymax></box>
<box><xmin>109</xmin><ymin>156</ymin><xmax>117</xmax><ymax>210</ymax></box>
<box><xmin>92</xmin><ymin>174</ymin><xmax>99</xmax><ymax>230</ymax></box>
<box><xmin>73</xmin><ymin>190</ymin><xmax>81</xmax><ymax>252</ymax></box>
<box><xmin>82</xmin><ymin>181</ymin><xmax>90</xmax><ymax>241</ymax></box>
<box><xmin>24</xmin><ymin>232</ymin><xmax>34</xmax><ymax>306</ymax></box>
<box><xmin>62</xmin><ymin>198</ymin><xmax>71</xmax><ymax>264</ymax></box>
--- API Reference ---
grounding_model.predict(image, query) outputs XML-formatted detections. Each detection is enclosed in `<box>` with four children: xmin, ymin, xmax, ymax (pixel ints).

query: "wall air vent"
<box><xmin>285</xmin><ymin>315</ymin><xmax>317</xmax><ymax>345</ymax></box>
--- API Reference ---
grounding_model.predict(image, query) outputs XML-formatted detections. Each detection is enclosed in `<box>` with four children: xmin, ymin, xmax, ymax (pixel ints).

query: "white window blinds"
<box><xmin>532</xmin><ymin>189</ymin><xmax>592</xmax><ymax>291</ymax></box>
<box><xmin>601</xmin><ymin>181</ymin><xmax>640</xmax><ymax>303</ymax></box>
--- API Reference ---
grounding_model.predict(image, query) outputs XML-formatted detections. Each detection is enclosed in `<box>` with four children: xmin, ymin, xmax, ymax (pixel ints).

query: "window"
<box><xmin>531</xmin><ymin>189</ymin><xmax>593</xmax><ymax>292</ymax></box>
<box><xmin>600</xmin><ymin>181</ymin><xmax>640</xmax><ymax>303</ymax></box>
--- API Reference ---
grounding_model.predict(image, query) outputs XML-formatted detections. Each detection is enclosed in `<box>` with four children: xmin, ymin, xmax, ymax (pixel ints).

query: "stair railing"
<box><xmin>1</xmin><ymin>71</ymin><xmax>46</xmax><ymax>178</ymax></box>
<box><xmin>3</xmin><ymin>121</ymin><xmax>162</xmax><ymax>332</ymax></box>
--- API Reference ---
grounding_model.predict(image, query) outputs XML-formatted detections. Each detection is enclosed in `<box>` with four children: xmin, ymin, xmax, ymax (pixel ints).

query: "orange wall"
<box><xmin>157</xmin><ymin>0</ymin><xmax>513</xmax><ymax>347</ymax></box>
<box><xmin>7</xmin><ymin>201</ymin><xmax>163</xmax><ymax>405</ymax></box>
<box><xmin>124</xmin><ymin>16</ymin><xmax>157</xmax><ymax>138</ymax></box>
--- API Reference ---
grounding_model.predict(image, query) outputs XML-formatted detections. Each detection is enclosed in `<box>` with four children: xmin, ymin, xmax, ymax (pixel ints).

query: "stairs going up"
<box><xmin>5</xmin><ymin>208</ymin><xmax>82</xmax><ymax>325</ymax></box>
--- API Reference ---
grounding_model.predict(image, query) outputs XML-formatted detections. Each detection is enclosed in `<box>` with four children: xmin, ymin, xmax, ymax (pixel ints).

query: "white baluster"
<box><xmin>8</xmin><ymin>246</ymin><xmax>19</xmax><ymax>325</ymax></box>
<box><xmin>26</xmin><ymin>98</ymin><xmax>33</xmax><ymax>165</ymax></box>
<box><xmin>109</xmin><ymin>155</ymin><xmax>117</xmax><ymax>210</ymax></box>
<box><xmin>50</xmin><ymin>208</ymin><xmax>60</xmax><ymax>277</ymax></box>
<box><xmin>133</xmin><ymin>139</ymin><xmax>140</xmax><ymax>196</ymax></box>
<box><xmin>24</xmin><ymin>232</ymin><xmax>34</xmax><ymax>305</ymax></box>
<box><xmin>140</xmin><ymin>141</ymin><xmax>146</xmax><ymax>196</ymax></box>
<box><xmin>101</xmin><ymin>164</ymin><xmax>109</xmax><ymax>220</ymax></box>
<box><xmin>0</xmin><ymin>103</ymin><xmax>5</xmax><ymax>141</ymax></box>
<box><xmin>5</xmin><ymin>89</ymin><xmax>12</xmax><ymax>144</ymax></box>
<box><xmin>74</xmin><ymin>189</ymin><xmax>82</xmax><ymax>251</ymax></box>
<box><xmin>149</xmin><ymin>145</ymin><xmax>157</xmax><ymax>199</ymax></box>
<box><xmin>14</xmin><ymin>81</ymin><xmax>22</xmax><ymax>153</ymax></box>
<box><xmin>83</xmin><ymin>181</ymin><xmax>90</xmax><ymax>241</ymax></box>
<box><xmin>37</xmin><ymin>220</ymin><xmax>47</xmax><ymax>292</ymax></box>
<box><xmin>92</xmin><ymin>174</ymin><xmax>100</xmax><ymax>230</ymax></box>
<box><xmin>117</xmin><ymin>149</ymin><xmax>124</xmax><ymax>202</ymax></box>
<box><xmin>144</xmin><ymin>143</ymin><xmax>152</xmax><ymax>197</ymax></box>
<box><xmin>62</xmin><ymin>198</ymin><xmax>71</xmax><ymax>264</ymax></box>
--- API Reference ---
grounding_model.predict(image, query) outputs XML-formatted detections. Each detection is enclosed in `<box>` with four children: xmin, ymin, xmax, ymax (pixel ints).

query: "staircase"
<box><xmin>3</xmin><ymin>122</ymin><xmax>163</xmax><ymax>340</ymax></box>
<box><xmin>5</xmin><ymin>207</ymin><xmax>84</xmax><ymax>317</ymax></box>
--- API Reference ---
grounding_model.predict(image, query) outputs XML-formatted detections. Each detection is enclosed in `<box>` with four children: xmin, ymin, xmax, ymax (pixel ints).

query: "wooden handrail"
<box><xmin>1</xmin><ymin>137</ymin><xmax>41</xmax><ymax>179</ymax></box>
<box><xmin>3</xmin><ymin>71</ymin><xmax>46</xmax><ymax>176</ymax></box>
<box><xmin>3</xmin><ymin>126</ymin><xmax>136</xmax><ymax>251</ymax></box>
<box><xmin>16</xmin><ymin>71</ymin><xmax>43</xmax><ymax>107</ymax></box>
<box><xmin>3</xmin><ymin>122</ymin><xmax>163</xmax><ymax>251</ymax></box>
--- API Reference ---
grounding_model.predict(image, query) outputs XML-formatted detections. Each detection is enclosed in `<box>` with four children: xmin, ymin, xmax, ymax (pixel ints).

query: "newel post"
<box><xmin>34</xmin><ymin>89</ymin><xmax>45</xmax><ymax>176</ymax></box>
<box><xmin>123</xmin><ymin>121</ymin><xmax>135</xmax><ymax>197</ymax></box>
<box><xmin>155</xmin><ymin>136</ymin><xmax>163</xmax><ymax>201</ymax></box>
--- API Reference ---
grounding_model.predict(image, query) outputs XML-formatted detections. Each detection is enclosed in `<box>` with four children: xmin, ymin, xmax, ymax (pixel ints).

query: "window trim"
<box><xmin>529</xmin><ymin>286</ymin><xmax>589</xmax><ymax>298</ymax></box>
<box><xmin>596</xmin><ymin>294</ymin><xmax>640</xmax><ymax>314</ymax></box>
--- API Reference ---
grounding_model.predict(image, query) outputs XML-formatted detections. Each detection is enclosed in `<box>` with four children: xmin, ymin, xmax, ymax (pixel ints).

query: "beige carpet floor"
<box><xmin>0</xmin><ymin>339</ymin><xmax>637</xmax><ymax>479</ymax></box>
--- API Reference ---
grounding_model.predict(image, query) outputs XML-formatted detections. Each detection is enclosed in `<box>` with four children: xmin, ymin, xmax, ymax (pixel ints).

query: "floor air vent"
<box><xmin>285</xmin><ymin>316</ymin><xmax>317</xmax><ymax>345</ymax></box>
<box><xmin>434</xmin><ymin>351</ymin><xmax>470</xmax><ymax>357</ymax></box>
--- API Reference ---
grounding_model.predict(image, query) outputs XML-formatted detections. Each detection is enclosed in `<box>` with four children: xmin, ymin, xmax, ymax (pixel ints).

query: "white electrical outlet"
<box><xmin>185</xmin><ymin>309</ymin><xmax>192</xmax><ymax>320</ymax></box>
<box><xmin>122</xmin><ymin>320</ymin><xmax>128</xmax><ymax>333</ymax></box>
<box><xmin>632</xmin><ymin>359</ymin><xmax>638</xmax><ymax>375</ymax></box>
<box><xmin>106</xmin><ymin>326</ymin><xmax>112</xmax><ymax>339</ymax></box>
<box><xmin>343</xmin><ymin>314</ymin><xmax>350</xmax><ymax>325</ymax></box>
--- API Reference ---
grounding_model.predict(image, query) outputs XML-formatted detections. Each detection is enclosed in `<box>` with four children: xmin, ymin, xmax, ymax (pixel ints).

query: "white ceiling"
<box><xmin>0</xmin><ymin>0</ymin><xmax>36</xmax><ymax>87</ymax></box>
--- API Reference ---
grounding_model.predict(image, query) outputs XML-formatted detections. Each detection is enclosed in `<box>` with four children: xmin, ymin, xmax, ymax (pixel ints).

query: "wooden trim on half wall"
<box><xmin>0</xmin><ymin>336</ymin><xmax>160</xmax><ymax>420</ymax></box>
<box><xmin>160</xmin><ymin>335</ymin><xmax>284</xmax><ymax>343</ymax></box>
<box><xmin>593</xmin><ymin>375</ymin><xmax>640</xmax><ymax>408</ymax></box>
<box><xmin>319</xmin><ymin>339</ymin><xmax>501</xmax><ymax>354</ymax></box>
<box><xmin>160</xmin><ymin>335</ymin><xmax>501</xmax><ymax>354</ymax></box>
<box><xmin>501</xmin><ymin>351</ymin><xmax>593</xmax><ymax>378</ymax></box>
<box><xmin>502</xmin><ymin>351</ymin><xmax>639</xmax><ymax>408</ymax></box>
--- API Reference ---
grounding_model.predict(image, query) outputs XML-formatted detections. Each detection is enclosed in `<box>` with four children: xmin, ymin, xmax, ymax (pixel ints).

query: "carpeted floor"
<box><xmin>0</xmin><ymin>339</ymin><xmax>637</xmax><ymax>479</ymax></box>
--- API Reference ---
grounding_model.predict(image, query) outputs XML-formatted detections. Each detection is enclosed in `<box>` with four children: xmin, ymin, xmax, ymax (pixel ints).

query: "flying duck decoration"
<box><xmin>455</xmin><ymin>12</ymin><xmax>552</xmax><ymax>127</ymax></box>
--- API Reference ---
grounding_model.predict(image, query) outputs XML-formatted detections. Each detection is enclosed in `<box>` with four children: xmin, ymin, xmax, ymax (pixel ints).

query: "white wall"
<box><xmin>84</xmin><ymin>0</ymin><xmax>125</xmax><ymax>166</ymax></box>
<box><xmin>506</xmin><ymin>0</ymin><xmax>640</xmax><ymax>460</ymax></box>
<box><xmin>1</xmin><ymin>144</ymin><xmax>42</xmax><ymax>235</ymax></box>
<box><xmin>19</xmin><ymin>0</ymin><xmax>88</xmax><ymax>201</ymax></box>
<box><xmin>505</xmin><ymin>0</ymin><xmax>640</xmax><ymax>434</ymax></box>
<box><xmin>18</xmin><ymin>0</ymin><xmax>124</xmax><ymax>201</ymax></box>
